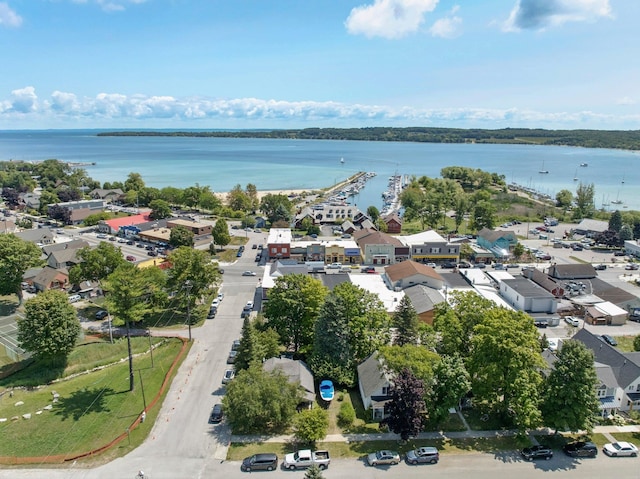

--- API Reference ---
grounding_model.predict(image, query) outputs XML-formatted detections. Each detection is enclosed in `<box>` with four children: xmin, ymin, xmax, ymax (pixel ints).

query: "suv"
<box><xmin>405</xmin><ymin>446</ymin><xmax>439</xmax><ymax>464</ymax></box>
<box><xmin>521</xmin><ymin>445</ymin><xmax>553</xmax><ymax>461</ymax></box>
<box><xmin>241</xmin><ymin>453</ymin><xmax>279</xmax><ymax>472</ymax></box>
<box><xmin>562</xmin><ymin>441</ymin><xmax>597</xmax><ymax>458</ymax></box>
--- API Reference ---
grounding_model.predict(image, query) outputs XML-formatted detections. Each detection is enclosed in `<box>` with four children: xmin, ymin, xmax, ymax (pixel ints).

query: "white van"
<box><xmin>68</xmin><ymin>294</ymin><xmax>81</xmax><ymax>303</ymax></box>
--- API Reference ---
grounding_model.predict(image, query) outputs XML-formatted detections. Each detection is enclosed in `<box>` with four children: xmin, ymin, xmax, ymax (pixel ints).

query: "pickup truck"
<box><xmin>283</xmin><ymin>449</ymin><xmax>330</xmax><ymax>470</ymax></box>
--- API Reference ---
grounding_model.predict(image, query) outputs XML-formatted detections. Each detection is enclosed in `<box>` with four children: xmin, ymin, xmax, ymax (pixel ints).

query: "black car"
<box><xmin>521</xmin><ymin>445</ymin><xmax>553</xmax><ymax>461</ymax></box>
<box><xmin>361</xmin><ymin>266</ymin><xmax>376</xmax><ymax>273</ymax></box>
<box><xmin>209</xmin><ymin>403</ymin><xmax>223</xmax><ymax>423</ymax></box>
<box><xmin>601</xmin><ymin>334</ymin><xmax>618</xmax><ymax>346</ymax></box>
<box><xmin>241</xmin><ymin>453</ymin><xmax>278</xmax><ymax>472</ymax></box>
<box><xmin>147</xmin><ymin>250</ymin><xmax>157</xmax><ymax>257</ymax></box>
<box><xmin>562</xmin><ymin>441</ymin><xmax>598</xmax><ymax>458</ymax></box>
<box><xmin>95</xmin><ymin>310</ymin><xmax>109</xmax><ymax>320</ymax></box>
<box><xmin>534</xmin><ymin>318</ymin><xmax>548</xmax><ymax>328</ymax></box>
<box><xmin>594</xmin><ymin>264</ymin><xmax>607</xmax><ymax>270</ymax></box>
<box><xmin>441</xmin><ymin>262</ymin><xmax>456</xmax><ymax>269</ymax></box>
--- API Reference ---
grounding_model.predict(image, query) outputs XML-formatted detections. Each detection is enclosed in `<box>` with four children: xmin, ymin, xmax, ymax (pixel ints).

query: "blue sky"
<box><xmin>0</xmin><ymin>0</ymin><xmax>637</xmax><ymax>129</ymax></box>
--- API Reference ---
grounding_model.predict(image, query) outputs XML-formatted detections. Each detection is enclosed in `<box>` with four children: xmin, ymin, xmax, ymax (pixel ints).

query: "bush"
<box><xmin>293</xmin><ymin>407</ymin><xmax>328</xmax><ymax>444</ymax></box>
<box><xmin>337</xmin><ymin>401</ymin><xmax>355</xmax><ymax>428</ymax></box>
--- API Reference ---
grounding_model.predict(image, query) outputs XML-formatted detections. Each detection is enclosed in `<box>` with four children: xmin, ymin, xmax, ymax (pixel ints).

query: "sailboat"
<box><xmin>611</xmin><ymin>188</ymin><xmax>623</xmax><ymax>205</ymax></box>
<box><xmin>539</xmin><ymin>160</ymin><xmax>549</xmax><ymax>174</ymax></box>
<box><xmin>573</xmin><ymin>169</ymin><xmax>578</xmax><ymax>181</ymax></box>
<box><xmin>340</xmin><ymin>157</ymin><xmax>345</xmax><ymax>164</ymax></box>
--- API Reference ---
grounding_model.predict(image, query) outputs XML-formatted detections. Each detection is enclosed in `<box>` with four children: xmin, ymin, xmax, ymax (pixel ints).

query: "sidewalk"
<box><xmin>232</xmin><ymin>424</ymin><xmax>640</xmax><ymax>444</ymax></box>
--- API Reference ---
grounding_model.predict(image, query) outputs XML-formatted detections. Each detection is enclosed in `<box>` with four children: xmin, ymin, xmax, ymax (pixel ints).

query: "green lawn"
<box><xmin>0</xmin><ymin>337</ymin><xmax>187</xmax><ymax>460</ymax></box>
<box><xmin>615</xmin><ymin>335</ymin><xmax>640</xmax><ymax>353</ymax></box>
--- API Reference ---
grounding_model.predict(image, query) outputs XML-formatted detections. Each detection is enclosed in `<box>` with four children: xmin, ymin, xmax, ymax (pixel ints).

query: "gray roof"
<box><xmin>403</xmin><ymin>284</ymin><xmax>445</xmax><ymax>314</ymax></box>
<box><xmin>575</xmin><ymin>218</ymin><xmax>609</xmax><ymax>233</ymax></box>
<box><xmin>15</xmin><ymin>228</ymin><xmax>54</xmax><ymax>243</ymax></box>
<box><xmin>263</xmin><ymin>358</ymin><xmax>315</xmax><ymax>403</ymax></box>
<box><xmin>440</xmin><ymin>272</ymin><xmax>474</xmax><ymax>290</ymax></box>
<box><xmin>49</xmin><ymin>248</ymin><xmax>81</xmax><ymax>266</ymax></box>
<box><xmin>357</xmin><ymin>352</ymin><xmax>391</xmax><ymax>400</ymax></box>
<box><xmin>572</xmin><ymin>329</ymin><xmax>640</xmax><ymax>389</ymax></box>
<box><xmin>42</xmin><ymin>239</ymin><xmax>90</xmax><ymax>256</ymax></box>
<box><xmin>589</xmin><ymin>277</ymin><xmax>638</xmax><ymax>307</ymax></box>
<box><xmin>594</xmin><ymin>363</ymin><xmax>619</xmax><ymax>389</ymax></box>
<box><xmin>313</xmin><ymin>272</ymin><xmax>351</xmax><ymax>291</ymax></box>
<box><xmin>548</xmin><ymin>264</ymin><xmax>597</xmax><ymax>280</ymax></box>
<box><xmin>502</xmin><ymin>277</ymin><xmax>555</xmax><ymax>298</ymax></box>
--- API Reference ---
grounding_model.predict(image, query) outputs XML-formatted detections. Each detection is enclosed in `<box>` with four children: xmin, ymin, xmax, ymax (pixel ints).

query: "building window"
<box><xmin>431</xmin><ymin>248</ymin><xmax>441</xmax><ymax>254</ymax></box>
<box><xmin>271</xmin><ymin>248</ymin><xmax>277</xmax><ymax>254</ymax></box>
<box><xmin>282</xmin><ymin>248</ymin><xmax>288</xmax><ymax>253</ymax></box>
<box><xmin>381</xmin><ymin>386</ymin><xmax>389</xmax><ymax>396</ymax></box>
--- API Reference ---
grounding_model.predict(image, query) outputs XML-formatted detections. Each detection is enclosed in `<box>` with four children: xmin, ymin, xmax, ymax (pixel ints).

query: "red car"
<box><xmin>126</xmin><ymin>255</ymin><xmax>136</xmax><ymax>262</ymax></box>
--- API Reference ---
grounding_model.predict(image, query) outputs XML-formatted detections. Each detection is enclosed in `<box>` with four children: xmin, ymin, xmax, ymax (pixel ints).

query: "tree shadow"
<box><xmin>53</xmin><ymin>386</ymin><xmax>114</xmax><ymax>421</ymax></box>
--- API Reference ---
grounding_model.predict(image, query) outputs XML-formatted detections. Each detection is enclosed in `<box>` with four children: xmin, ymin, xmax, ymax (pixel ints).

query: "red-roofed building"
<box><xmin>99</xmin><ymin>214</ymin><xmax>151</xmax><ymax>235</ymax></box>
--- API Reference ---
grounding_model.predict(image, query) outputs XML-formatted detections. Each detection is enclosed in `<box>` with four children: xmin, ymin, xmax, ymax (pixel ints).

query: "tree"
<box><xmin>222</xmin><ymin>364</ymin><xmax>302</xmax><ymax>433</ymax></box>
<box><xmin>470</xmin><ymin>199</ymin><xmax>496</xmax><ymax>231</ymax></box>
<box><xmin>303</xmin><ymin>464</ymin><xmax>325</xmax><ymax>479</ymax></box>
<box><xmin>103</xmin><ymin>263</ymin><xmax>157</xmax><ymax>391</ymax></box>
<box><xmin>379</xmin><ymin>344</ymin><xmax>440</xmax><ymax>387</ymax></box>
<box><xmin>124</xmin><ymin>172</ymin><xmax>145</xmax><ymax>192</ymax></box>
<box><xmin>555</xmin><ymin>189</ymin><xmax>573</xmax><ymax>208</ymax></box>
<box><xmin>293</xmin><ymin>407</ymin><xmax>329</xmax><ymax>444</ymax></box>
<box><xmin>235</xmin><ymin>317</ymin><xmax>280</xmax><ymax>371</ymax></box>
<box><xmin>48</xmin><ymin>204</ymin><xmax>71</xmax><ymax>224</ymax></box>
<box><xmin>427</xmin><ymin>355</ymin><xmax>471</xmax><ymax>425</ymax></box>
<box><xmin>0</xmin><ymin>234</ymin><xmax>42</xmax><ymax>304</ymax></box>
<box><xmin>573</xmin><ymin>182</ymin><xmax>595</xmax><ymax>220</ymax></box>
<box><xmin>245</xmin><ymin>183</ymin><xmax>259</xmax><ymax>211</ymax></box>
<box><xmin>17</xmin><ymin>290</ymin><xmax>80</xmax><ymax>364</ymax></box>
<box><xmin>541</xmin><ymin>340</ymin><xmax>600</xmax><ymax>434</ymax></box>
<box><xmin>634</xmin><ymin>335</ymin><xmax>640</xmax><ymax>352</ymax></box>
<box><xmin>68</xmin><ymin>242</ymin><xmax>127</xmax><ymax>285</ymax></box>
<box><xmin>392</xmin><ymin>295</ymin><xmax>419</xmax><ymax>346</ymax></box>
<box><xmin>260</xmin><ymin>193</ymin><xmax>293</xmax><ymax>224</ymax></box>
<box><xmin>513</xmin><ymin>242</ymin><xmax>525</xmax><ymax>259</ymax></box>
<box><xmin>468</xmin><ymin>308</ymin><xmax>545</xmax><ymax>431</ymax></box>
<box><xmin>263</xmin><ymin>274</ymin><xmax>327</xmax><ymax>354</ymax></box>
<box><xmin>212</xmin><ymin>218</ymin><xmax>231</xmax><ymax>250</ymax></box>
<box><xmin>227</xmin><ymin>184</ymin><xmax>251</xmax><ymax>211</ymax></box>
<box><xmin>609</xmin><ymin>210</ymin><xmax>623</xmax><ymax>232</ymax></box>
<box><xmin>381</xmin><ymin>368</ymin><xmax>426</xmax><ymax>441</ymax></box>
<box><xmin>149</xmin><ymin>199</ymin><xmax>172</xmax><ymax>220</ymax></box>
<box><xmin>367</xmin><ymin>205</ymin><xmax>380</xmax><ymax>223</ymax></box>
<box><xmin>169</xmin><ymin>225</ymin><xmax>194</xmax><ymax>247</ymax></box>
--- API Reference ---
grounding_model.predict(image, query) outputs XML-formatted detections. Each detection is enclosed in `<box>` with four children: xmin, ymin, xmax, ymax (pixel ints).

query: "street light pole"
<box><xmin>184</xmin><ymin>280</ymin><xmax>193</xmax><ymax>341</ymax></box>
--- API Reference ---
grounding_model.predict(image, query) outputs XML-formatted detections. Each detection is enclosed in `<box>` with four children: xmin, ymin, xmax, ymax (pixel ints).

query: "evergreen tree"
<box><xmin>609</xmin><ymin>210</ymin><xmax>623</xmax><ymax>233</ymax></box>
<box><xmin>392</xmin><ymin>295</ymin><xmax>419</xmax><ymax>346</ymax></box>
<box><xmin>303</xmin><ymin>464</ymin><xmax>325</xmax><ymax>479</ymax></box>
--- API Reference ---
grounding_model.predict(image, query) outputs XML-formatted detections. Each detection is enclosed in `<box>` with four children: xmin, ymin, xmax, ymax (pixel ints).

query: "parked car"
<box><xmin>68</xmin><ymin>294</ymin><xmax>81</xmax><ymax>303</ymax></box>
<box><xmin>405</xmin><ymin>446</ymin><xmax>439</xmax><ymax>464</ymax></box>
<box><xmin>367</xmin><ymin>450</ymin><xmax>400</xmax><ymax>466</ymax></box>
<box><xmin>602</xmin><ymin>441</ymin><xmax>638</xmax><ymax>457</ymax></box>
<box><xmin>601</xmin><ymin>334</ymin><xmax>618</xmax><ymax>346</ymax></box>
<box><xmin>209</xmin><ymin>403</ymin><xmax>223</xmax><ymax>423</ymax></box>
<box><xmin>327</xmin><ymin>262</ymin><xmax>343</xmax><ymax>269</ymax></box>
<box><xmin>283</xmin><ymin>449</ymin><xmax>330</xmax><ymax>470</ymax></box>
<box><xmin>562</xmin><ymin>441</ymin><xmax>598</xmax><ymax>458</ymax></box>
<box><xmin>426</xmin><ymin>262</ymin><xmax>437</xmax><ymax>268</ymax></box>
<box><xmin>457</xmin><ymin>261</ymin><xmax>471</xmax><ymax>268</ymax></box>
<box><xmin>242</xmin><ymin>271</ymin><xmax>256</xmax><ymax>276</ymax></box>
<box><xmin>236</xmin><ymin>250</ymin><xmax>243</xmax><ymax>258</ymax></box>
<box><xmin>441</xmin><ymin>262</ymin><xmax>456</xmax><ymax>269</ymax></box>
<box><xmin>594</xmin><ymin>264</ymin><xmax>607</xmax><ymax>270</ymax></box>
<box><xmin>227</xmin><ymin>350</ymin><xmax>237</xmax><ymax>364</ymax></box>
<box><xmin>534</xmin><ymin>318</ymin><xmax>548</xmax><ymax>328</ymax></box>
<box><xmin>625</xmin><ymin>263</ymin><xmax>639</xmax><ymax>270</ymax></box>
<box><xmin>126</xmin><ymin>255</ymin><xmax>136</xmax><ymax>262</ymax></box>
<box><xmin>361</xmin><ymin>266</ymin><xmax>376</xmax><ymax>273</ymax></box>
<box><xmin>241</xmin><ymin>453</ymin><xmax>279</xmax><ymax>472</ymax></box>
<box><xmin>521</xmin><ymin>445</ymin><xmax>553</xmax><ymax>461</ymax></box>
<box><xmin>96</xmin><ymin>310</ymin><xmax>109</xmax><ymax>320</ymax></box>
<box><xmin>96</xmin><ymin>233</ymin><xmax>107</xmax><ymax>239</ymax></box>
<box><xmin>207</xmin><ymin>306</ymin><xmax>217</xmax><ymax>319</ymax></box>
<box><xmin>614</xmin><ymin>250</ymin><xmax>627</xmax><ymax>256</ymax></box>
<box><xmin>319</xmin><ymin>380</ymin><xmax>334</xmax><ymax>401</ymax></box>
<box><xmin>492</xmin><ymin>263</ymin><xmax>505</xmax><ymax>270</ymax></box>
<box><xmin>473</xmin><ymin>263</ymin><xmax>486</xmax><ymax>269</ymax></box>
<box><xmin>231</xmin><ymin>339</ymin><xmax>241</xmax><ymax>351</ymax></box>
<box><xmin>222</xmin><ymin>369</ymin><xmax>235</xmax><ymax>384</ymax></box>
<box><xmin>147</xmin><ymin>250</ymin><xmax>157</xmax><ymax>257</ymax></box>
<box><xmin>564</xmin><ymin>316</ymin><xmax>580</xmax><ymax>327</ymax></box>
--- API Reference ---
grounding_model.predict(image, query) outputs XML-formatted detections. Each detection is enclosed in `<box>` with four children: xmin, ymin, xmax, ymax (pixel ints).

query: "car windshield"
<box><xmin>612</xmin><ymin>443</ymin><xmax>622</xmax><ymax>450</ymax></box>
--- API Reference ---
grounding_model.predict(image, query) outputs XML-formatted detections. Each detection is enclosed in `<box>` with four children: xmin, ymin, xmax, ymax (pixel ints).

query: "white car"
<box><xmin>242</xmin><ymin>271</ymin><xmax>257</xmax><ymax>276</ymax></box>
<box><xmin>327</xmin><ymin>262</ymin><xmax>342</xmax><ymax>269</ymax></box>
<box><xmin>211</xmin><ymin>299</ymin><xmax>220</xmax><ymax>308</ymax></box>
<box><xmin>246</xmin><ymin>301</ymin><xmax>254</xmax><ymax>309</ymax></box>
<box><xmin>222</xmin><ymin>369</ymin><xmax>235</xmax><ymax>384</ymax></box>
<box><xmin>602</xmin><ymin>441</ymin><xmax>638</xmax><ymax>457</ymax></box>
<box><xmin>564</xmin><ymin>316</ymin><xmax>580</xmax><ymax>327</ymax></box>
<box><xmin>217</xmin><ymin>293</ymin><xmax>224</xmax><ymax>302</ymax></box>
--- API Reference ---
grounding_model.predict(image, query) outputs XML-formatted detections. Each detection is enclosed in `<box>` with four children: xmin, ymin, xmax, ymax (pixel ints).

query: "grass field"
<box><xmin>0</xmin><ymin>337</ymin><xmax>187</xmax><ymax>459</ymax></box>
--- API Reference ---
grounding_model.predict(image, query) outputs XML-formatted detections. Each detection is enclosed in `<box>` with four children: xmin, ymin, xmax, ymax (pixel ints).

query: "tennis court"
<box><xmin>0</xmin><ymin>314</ymin><xmax>26</xmax><ymax>363</ymax></box>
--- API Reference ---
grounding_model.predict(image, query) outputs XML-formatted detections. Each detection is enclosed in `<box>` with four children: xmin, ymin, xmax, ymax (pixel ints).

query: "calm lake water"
<box><xmin>0</xmin><ymin>130</ymin><xmax>637</xmax><ymax>212</ymax></box>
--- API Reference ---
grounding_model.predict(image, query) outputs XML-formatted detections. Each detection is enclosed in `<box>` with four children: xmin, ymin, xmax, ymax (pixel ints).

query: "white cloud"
<box><xmin>503</xmin><ymin>0</ymin><xmax>612</xmax><ymax>32</ymax></box>
<box><xmin>345</xmin><ymin>0</ymin><xmax>439</xmax><ymax>39</ymax></box>
<box><xmin>71</xmin><ymin>0</ymin><xmax>147</xmax><ymax>12</ymax></box>
<box><xmin>1</xmin><ymin>87</ymin><xmax>639</xmax><ymax>129</ymax></box>
<box><xmin>429</xmin><ymin>5</ymin><xmax>462</xmax><ymax>38</ymax></box>
<box><xmin>616</xmin><ymin>96</ymin><xmax>636</xmax><ymax>106</ymax></box>
<box><xmin>0</xmin><ymin>2</ymin><xmax>22</xmax><ymax>27</ymax></box>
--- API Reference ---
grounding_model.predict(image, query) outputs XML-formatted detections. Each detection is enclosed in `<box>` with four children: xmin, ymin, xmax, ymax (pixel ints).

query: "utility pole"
<box><xmin>185</xmin><ymin>280</ymin><xmax>193</xmax><ymax>341</ymax></box>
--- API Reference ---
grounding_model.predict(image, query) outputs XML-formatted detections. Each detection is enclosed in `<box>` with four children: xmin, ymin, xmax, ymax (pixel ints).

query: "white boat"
<box><xmin>573</xmin><ymin>169</ymin><xmax>578</xmax><ymax>181</ymax></box>
<box><xmin>340</xmin><ymin>157</ymin><xmax>344</xmax><ymax>164</ymax></box>
<box><xmin>539</xmin><ymin>160</ymin><xmax>549</xmax><ymax>174</ymax></box>
<box><xmin>580</xmin><ymin>163</ymin><xmax>588</xmax><ymax>167</ymax></box>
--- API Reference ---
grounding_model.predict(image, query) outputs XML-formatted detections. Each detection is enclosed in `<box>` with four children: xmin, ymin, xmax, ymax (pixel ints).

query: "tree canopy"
<box><xmin>381</xmin><ymin>368</ymin><xmax>426</xmax><ymax>441</ymax></box>
<box><xmin>69</xmin><ymin>242</ymin><xmax>127</xmax><ymax>285</ymax></box>
<box><xmin>169</xmin><ymin>225</ymin><xmax>194</xmax><ymax>248</ymax></box>
<box><xmin>0</xmin><ymin>234</ymin><xmax>43</xmax><ymax>303</ymax></box>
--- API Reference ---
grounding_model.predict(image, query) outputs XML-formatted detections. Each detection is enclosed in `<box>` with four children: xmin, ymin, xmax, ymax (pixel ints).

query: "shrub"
<box><xmin>337</xmin><ymin>401</ymin><xmax>355</xmax><ymax>428</ymax></box>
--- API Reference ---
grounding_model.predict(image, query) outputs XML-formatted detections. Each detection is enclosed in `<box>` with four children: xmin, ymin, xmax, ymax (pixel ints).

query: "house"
<box><xmin>263</xmin><ymin>357</ymin><xmax>315</xmax><ymax>407</ymax></box>
<box><xmin>15</xmin><ymin>227</ymin><xmax>55</xmax><ymax>245</ymax></box>
<box><xmin>32</xmin><ymin>266</ymin><xmax>69</xmax><ymax>292</ymax></box>
<box><xmin>523</xmin><ymin>268</ymin><xmax>566</xmax><ymax>298</ymax></box>
<box><xmin>399</xmin><ymin>230</ymin><xmax>460</xmax><ymax>265</ymax></box>
<box><xmin>293</xmin><ymin>207</ymin><xmax>315</xmax><ymax>229</ymax></box>
<box><xmin>584</xmin><ymin>301</ymin><xmax>628</xmax><ymax>326</ymax></box>
<box><xmin>41</xmin><ymin>239</ymin><xmax>90</xmax><ymax>257</ymax></box>
<box><xmin>499</xmin><ymin>277</ymin><xmax>558</xmax><ymax>313</ymax></box>
<box><xmin>341</xmin><ymin>220</ymin><xmax>356</xmax><ymax>235</ymax></box>
<box><xmin>47</xmin><ymin>248</ymin><xmax>82</xmax><ymax>270</ymax></box>
<box><xmin>402</xmin><ymin>284</ymin><xmax>446</xmax><ymax>325</ymax></box>
<box><xmin>384</xmin><ymin>260</ymin><xmax>444</xmax><ymax>291</ymax></box>
<box><xmin>382</xmin><ymin>214</ymin><xmax>402</xmax><ymax>234</ymax></box>
<box><xmin>267</xmin><ymin>228</ymin><xmax>292</xmax><ymax>259</ymax></box>
<box><xmin>572</xmin><ymin>329</ymin><xmax>640</xmax><ymax>415</ymax></box>
<box><xmin>89</xmin><ymin>188</ymin><xmax>124</xmax><ymax>202</ymax></box>
<box><xmin>18</xmin><ymin>192</ymin><xmax>40</xmax><ymax>210</ymax></box>
<box><xmin>476</xmin><ymin>228</ymin><xmax>517</xmax><ymax>259</ymax></box>
<box><xmin>357</xmin><ymin>352</ymin><xmax>392</xmax><ymax>420</ymax></box>
<box><xmin>547</xmin><ymin>264</ymin><xmax>596</xmax><ymax>280</ymax></box>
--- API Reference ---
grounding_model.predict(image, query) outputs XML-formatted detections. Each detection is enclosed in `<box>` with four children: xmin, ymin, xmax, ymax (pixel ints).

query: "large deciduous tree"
<box><xmin>223</xmin><ymin>364</ymin><xmax>302</xmax><ymax>434</ymax></box>
<box><xmin>235</xmin><ymin>317</ymin><xmax>280</xmax><ymax>371</ymax></box>
<box><xmin>263</xmin><ymin>274</ymin><xmax>327</xmax><ymax>354</ymax></box>
<box><xmin>427</xmin><ymin>354</ymin><xmax>471</xmax><ymax>425</ymax></box>
<box><xmin>124</xmin><ymin>172</ymin><xmax>145</xmax><ymax>192</ymax></box>
<box><xmin>169</xmin><ymin>225</ymin><xmax>194</xmax><ymax>248</ymax></box>
<box><xmin>260</xmin><ymin>193</ymin><xmax>293</xmax><ymax>224</ymax></box>
<box><xmin>573</xmin><ymin>182</ymin><xmax>595</xmax><ymax>220</ymax></box>
<box><xmin>18</xmin><ymin>290</ymin><xmax>80</xmax><ymax>364</ymax></box>
<box><xmin>379</xmin><ymin>344</ymin><xmax>440</xmax><ymax>387</ymax></box>
<box><xmin>293</xmin><ymin>407</ymin><xmax>329</xmax><ymax>444</ymax></box>
<box><xmin>468</xmin><ymin>309</ymin><xmax>545</xmax><ymax>431</ymax></box>
<box><xmin>149</xmin><ymin>199</ymin><xmax>172</xmax><ymax>220</ymax></box>
<box><xmin>381</xmin><ymin>368</ymin><xmax>426</xmax><ymax>441</ymax></box>
<box><xmin>0</xmin><ymin>233</ymin><xmax>43</xmax><ymax>304</ymax></box>
<box><xmin>68</xmin><ymin>242</ymin><xmax>127</xmax><ymax>285</ymax></box>
<box><xmin>541</xmin><ymin>340</ymin><xmax>600</xmax><ymax>434</ymax></box>
<box><xmin>212</xmin><ymin>218</ymin><xmax>231</xmax><ymax>250</ymax></box>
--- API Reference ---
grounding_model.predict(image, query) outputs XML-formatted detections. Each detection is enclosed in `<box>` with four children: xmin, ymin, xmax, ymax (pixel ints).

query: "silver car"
<box><xmin>367</xmin><ymin>450</ymin><xmax>400</xmax><ymax>466</ymax></box>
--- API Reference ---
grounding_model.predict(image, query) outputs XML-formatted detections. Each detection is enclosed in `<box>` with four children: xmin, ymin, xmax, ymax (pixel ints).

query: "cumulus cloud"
<box><xmin>429</xmin><ymin>5</ymin><xmax>462</xmax><ymax>38</ymax></box>
<box><xmin>0</xmin><ymin>2</ymin><xmax>22</xmax><ymax>27</ymax></box>
<box><xmin>503</xmin><ymin>0</ymin><xmax>612</xmax><ymax>31</ymax></box>
<box><xmin>1</xmin><ymin>87</ymin><xmax>639</xmax><ymax>128</ymax></box>
<box><xmin>345</xmin><ymin>0</ymin><xmax>439</xmax><ymax>39</ymax></box>
<box><xmin>71</xmin><ymin>0</ymin><xmax>147</xmax><ymax>12</ymax></box>
<box><xmin>616</xmin><ymin>96</ymin><xmax>636</xmax><ymax>105</ymax></box>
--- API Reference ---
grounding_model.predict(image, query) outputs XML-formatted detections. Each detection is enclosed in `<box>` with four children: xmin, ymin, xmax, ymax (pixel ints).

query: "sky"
<box><xmin>0</xmin><ymin>0</ymin><xmax>638</xmax><ymax>130</ymax></box>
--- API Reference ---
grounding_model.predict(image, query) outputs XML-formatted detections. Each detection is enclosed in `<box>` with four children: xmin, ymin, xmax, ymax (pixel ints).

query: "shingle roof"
<box><xmin>263</xmin><ymin>358</ymin><xmax>315</xmax><ymax>402</ymax></box>
<box><xmin>548</xmin><ymin>264</ymin><xmax>597</xmax><ymax>279</ymax></box>
<box><xmin>355</xmin><ymin>229</ymin><xmax>403</xmax><ymax>247</ymax></box>
<box><xmin>357</xmin><ymin>352</ymin><xmax>391</xmax><ymax>400</ymax></box>
<box><xmin>385</xmin><ymin>260</ymin><xmax>442</xmax><ymax>283</ymax></box>
<box><xmin>42</xmin><ymin>239</ymin><xmax>90</xmax><ymax>256</ymax></box>
<box><xmin>403</xmin><ymin>284</ymin><xmax>445</xmax><ymax>313</ymax></box>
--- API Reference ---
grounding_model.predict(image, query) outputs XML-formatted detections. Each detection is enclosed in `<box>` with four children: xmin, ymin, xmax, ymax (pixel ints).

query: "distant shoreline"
<box><xmin>96</xmin><ymin>127</ymin><xmax>640</xmax><ymax>151</ymax></box>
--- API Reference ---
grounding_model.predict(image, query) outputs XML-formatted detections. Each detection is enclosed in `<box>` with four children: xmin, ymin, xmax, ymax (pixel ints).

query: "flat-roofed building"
<box><xmin>267</xmin><ymin>228</ymin><xmax>292</xmax><ymax>259</ymax></box>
